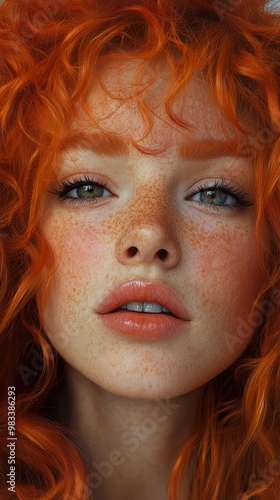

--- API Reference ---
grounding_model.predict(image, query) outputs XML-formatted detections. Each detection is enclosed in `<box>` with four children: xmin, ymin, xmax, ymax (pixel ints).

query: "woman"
<box><xmin>0</xmin><ymin>0</ymin><xmax>279</xmax><ymax>498</ymax></box>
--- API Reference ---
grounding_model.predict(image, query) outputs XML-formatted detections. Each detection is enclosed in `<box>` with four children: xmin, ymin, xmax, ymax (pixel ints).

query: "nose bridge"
<box><xmin>129</xmin><ymin>182</ymin><xmax>170</xmax><ymax>226</ymax></box>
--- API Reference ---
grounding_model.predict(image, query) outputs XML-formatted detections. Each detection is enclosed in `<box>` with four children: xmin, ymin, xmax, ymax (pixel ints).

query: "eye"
<box><xmin>50</xmin><ymin>176</ymin><xmax>113</xmax><ymax>203</ymax></box>
<box><xmin>190</xmin><ymin>187</ymin><xmax>237</xmax><ymax>206</ymax></box>
<box><xmin>187</xmin><ymin>180</ymin><xmax>253</xmax><ymax>212</ymax></box>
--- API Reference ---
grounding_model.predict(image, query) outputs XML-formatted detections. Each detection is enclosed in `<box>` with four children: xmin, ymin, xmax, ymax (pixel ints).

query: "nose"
<box><xmin>116</xmin><ymin>215</ymin><xmax>181</xmax><ymax>269</ymax></box>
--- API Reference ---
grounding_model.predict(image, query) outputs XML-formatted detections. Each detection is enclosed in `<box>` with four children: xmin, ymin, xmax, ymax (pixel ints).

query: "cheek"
<box><xmin>183</xmin><ymin>216</ymin><xmax>262</xmax><ymax>353</ymax></box>
<box><xmin>187</xmin><ymin>215</ymin><xmax>260</xmax><ymax>290</ymax></box>
<box><xmin>41</xmin><ymin>213</ymin><xmax>111</xmax><ymax>333</ymax></box>
<box><xmin>45</xmin><ymin>213</ymin><xmax>111</xmax><ymax>273</ymax></box>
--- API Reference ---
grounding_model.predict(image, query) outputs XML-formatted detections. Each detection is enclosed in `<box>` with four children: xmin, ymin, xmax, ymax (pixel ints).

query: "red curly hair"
<box><xmin>0</xmin><ymin>0</ymin><xmax>279</xmax><ymax>498</ymax></box>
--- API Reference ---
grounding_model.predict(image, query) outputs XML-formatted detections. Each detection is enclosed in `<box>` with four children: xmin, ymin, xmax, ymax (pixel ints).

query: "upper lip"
<box><xmin>96</xmin><ymin>280</ymin><xmax>191</xmax><ymax>320</ymax></box>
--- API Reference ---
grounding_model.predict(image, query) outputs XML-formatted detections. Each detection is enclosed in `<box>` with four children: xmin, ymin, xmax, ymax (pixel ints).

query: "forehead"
<box><xmin>73</xmin><ymin>60</ymin><xmax>237</xmax><ymax>154</ymax></box>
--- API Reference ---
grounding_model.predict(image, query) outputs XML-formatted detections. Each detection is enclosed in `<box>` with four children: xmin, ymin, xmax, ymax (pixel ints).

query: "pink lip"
<box><xmin>96</xmin><ymin>280</ymin><xmax>191</xmax><ymax>340</ymax></box>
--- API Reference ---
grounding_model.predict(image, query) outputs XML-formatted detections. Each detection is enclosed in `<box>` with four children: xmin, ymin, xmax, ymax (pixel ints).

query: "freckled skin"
<box><xmin>42</xmin><ymin>65</ymin><xmax>263</xmax><ymax>404</ymax></box>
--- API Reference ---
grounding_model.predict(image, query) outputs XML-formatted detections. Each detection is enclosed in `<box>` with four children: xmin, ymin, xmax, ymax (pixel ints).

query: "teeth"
<box><xmin>126</xmin><ymin>302</ymin><xmax>143</xmax><ymax>312</ymax></box>
<box><xmin>143</xmin><ymin>302</ymin><xmax>163</xmax><ymax>313</ymax></box>
<box><xmin>120</xmin><ymin>302</ymin><xmax>171</xmax><ymax>314</ymax></box>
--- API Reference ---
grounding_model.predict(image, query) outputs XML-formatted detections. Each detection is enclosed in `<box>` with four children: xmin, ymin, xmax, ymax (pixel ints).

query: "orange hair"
<box><xmin>0</xmin><ymin>0</ymin><xmax>279</xmax><ymax>498</ymax></box>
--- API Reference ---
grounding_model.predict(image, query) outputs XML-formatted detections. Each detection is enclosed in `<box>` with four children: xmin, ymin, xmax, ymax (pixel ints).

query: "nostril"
<box><xmin>128</xmin><ymin>246</ymin><xmax>138</xmax><ymax>257</ymax></box>
<box><xmin>157</xmin><ymin>249</ymin><xmax>168</xmax><ymax>261</ymax></box>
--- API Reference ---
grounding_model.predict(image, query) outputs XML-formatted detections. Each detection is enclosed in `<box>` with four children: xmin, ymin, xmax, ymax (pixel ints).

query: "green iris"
<box><xmin>76</xmin><ymin>184</ymin><xmax>104</xmax><ymax>199</ymax></box>
<box><xmin>200</xmin><ymin>189</ymin><xmax>228</xmax><ymax>205</ymax></box>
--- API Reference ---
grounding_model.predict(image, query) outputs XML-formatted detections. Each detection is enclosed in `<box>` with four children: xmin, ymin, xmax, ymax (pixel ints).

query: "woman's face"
<box><xmin>42</xmin><ymin>63</ymin><xmax>263</xmax><ymax>399</ymax></box>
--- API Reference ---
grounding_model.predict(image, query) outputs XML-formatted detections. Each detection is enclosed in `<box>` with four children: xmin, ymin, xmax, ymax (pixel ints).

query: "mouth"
<box><xmin>96</xmin><ymin>280</ymin><xmax>191</xmax><ymax>339</ymax></box>
<box><xmin>97</xmin><ymin>280</ymin><xmax>190</xmax><ymax>319</ymax></box>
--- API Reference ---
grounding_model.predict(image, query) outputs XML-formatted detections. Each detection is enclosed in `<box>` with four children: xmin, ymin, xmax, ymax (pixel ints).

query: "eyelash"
<box><xmin>51</xmin><ymin>175</ymin><xmax>253</xmax><ymax>212</ymax></box>
<box><xmin>186</xmin><ymin>179</ymin><xmax>253</xmax><ymax>212</ymax></box>
<box><xmin>50</xmin><ymin>175</ymin><xmax>112</xmax><ymax>204</ymax></box>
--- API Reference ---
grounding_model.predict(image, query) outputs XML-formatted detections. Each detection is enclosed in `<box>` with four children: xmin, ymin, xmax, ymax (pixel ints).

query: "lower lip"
<box><xmin>99</xmin><ymin>311</ymin><xmax>189</xmax><ymax>340</ymax></box>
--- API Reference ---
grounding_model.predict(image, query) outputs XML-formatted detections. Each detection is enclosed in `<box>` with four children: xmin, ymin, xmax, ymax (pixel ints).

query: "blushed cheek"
<box><xmin>45</xmin><ymin>213</ymin><xmax>111</xmax><ymax>272</ymax></box>
<box><xmin>183</xmin><ymin>217</ymin><xmax>263</xmax><ymax>345</ymax></box>
<box><xmin>41</xmin><ymin>214</ymin><xmax>112</xmax><ymax>332</ymax></box>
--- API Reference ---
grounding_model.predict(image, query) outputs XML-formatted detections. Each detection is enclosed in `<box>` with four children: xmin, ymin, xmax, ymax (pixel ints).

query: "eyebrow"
<box><xmin>62</xmin><ymin>131</ymin><xmax>129</xmax><ymax>157</ymax></box>
<box><xmin>62</xmin><ymin>131</ymin><xmax>245</xmax><ymax>160</ymax></box>
<box><xmin>179</xmin><ymin>139</ymin><xmax>247</xmax><ymax>160</ymax></box>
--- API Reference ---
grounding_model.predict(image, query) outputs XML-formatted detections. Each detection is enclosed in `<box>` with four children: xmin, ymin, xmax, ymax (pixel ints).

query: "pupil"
<box><xmin>206</xmin><ymin>189</ymin><xmax>216</xmax><ymax>199</ymax></box>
